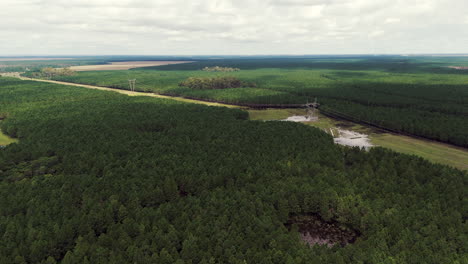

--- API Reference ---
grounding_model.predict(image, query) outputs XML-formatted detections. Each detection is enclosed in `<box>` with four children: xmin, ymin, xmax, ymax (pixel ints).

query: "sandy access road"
<box><xmin>69</xmin><ymin>61</ymin><xmax>193</xmax><ymax>71</ymax></box>
<box><xmin>1</xmin><ymin>73</ymin><xmax>239</xmax><ymax>108</ymax></box>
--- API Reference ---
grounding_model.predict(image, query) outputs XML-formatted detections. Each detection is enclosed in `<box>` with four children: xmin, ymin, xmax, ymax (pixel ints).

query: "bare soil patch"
<box><xmin>69</xmin><ymin>61</ymin><xmax>193</xmax><ymax>71</ymax></box>
<box><xmin>283</xmin><ymin>115</ymin><xmax>318</xmax><ymax>122</ymax></box>
<box><xmin>333</xmin><ymin>128</ymin><xmax>373</xmax><ymax>150</ymax></box>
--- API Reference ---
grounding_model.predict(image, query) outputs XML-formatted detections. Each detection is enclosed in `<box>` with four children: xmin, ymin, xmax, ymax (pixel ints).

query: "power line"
<box><xmin>128</xmin><ymin>79</ymin><xmax>136</xmax><ymax>92</ymax></box>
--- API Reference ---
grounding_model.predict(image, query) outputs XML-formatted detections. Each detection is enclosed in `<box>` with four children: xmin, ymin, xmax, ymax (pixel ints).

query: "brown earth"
<box><xmin>69</xmin><ymin>61</ymin><xmax>193</xmax><ymax>71</ymax></box>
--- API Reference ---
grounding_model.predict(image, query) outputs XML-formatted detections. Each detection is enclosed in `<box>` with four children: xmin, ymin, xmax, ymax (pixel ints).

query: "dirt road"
<box><xmin>0</xmin><ymin>73</ymin><xmax>239</xmax><ymax>108</ymax></box>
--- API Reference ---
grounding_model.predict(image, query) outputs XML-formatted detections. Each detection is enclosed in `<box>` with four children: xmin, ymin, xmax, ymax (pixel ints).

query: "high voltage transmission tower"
<box><xmin>128</xmin><ymin>79</ymin><xmax>136</xmax><ymax>92</ymax></box>
<box><xmin>306</xmin><ymin>97</ymin><xmax>319</xmax><ymax>121</ymax></box>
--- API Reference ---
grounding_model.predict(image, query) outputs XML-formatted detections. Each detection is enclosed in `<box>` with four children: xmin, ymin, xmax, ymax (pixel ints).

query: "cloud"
<box><xmin>385</xmin><ymin>18</ymin><xmax>401</xmax><ymax>24</ymax></box>
<box><xmin>369</xmin><ymin>30</ymin><xmax>385</xmax><ymax>38</ymax></box>
<box><xmin>0</xmin><ymin>0</ymin><xmax>467</xmax><ymax>55</ymax></box>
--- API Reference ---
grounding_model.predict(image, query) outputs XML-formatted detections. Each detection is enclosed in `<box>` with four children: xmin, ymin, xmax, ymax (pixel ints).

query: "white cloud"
<box><xmin>385</xmin><ymin>18</ymin><xmax>401</xmax><ymax>24</ymax></box>
<box><xmin>369</xmin><ymin>30</ymin><xmax>385</xmax><ymax>38</ymax></box>
<box><xmin>0</xmin><ymin>0</ymin><xmax>467</xmax><ymax>55</ymax></box>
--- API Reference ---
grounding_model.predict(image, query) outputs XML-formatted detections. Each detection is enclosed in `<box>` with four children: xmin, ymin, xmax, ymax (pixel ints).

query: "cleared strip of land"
<box><xmin>249</xmin><ymin>109</ymin><xmax>468</xmax><ymax>171</ymax></box>
<box><xmin>370</xmin><ymin>133</ymin><xmax>468</xmax><ymax>170</ymax></box>
<box><xmin>69</xmin><ymin>61</ymin><xmax>193</xmax><ymax>71</ymax></box>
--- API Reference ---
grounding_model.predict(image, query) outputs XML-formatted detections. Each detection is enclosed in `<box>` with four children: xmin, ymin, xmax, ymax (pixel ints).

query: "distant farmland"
<box><xmin>69</xmin><ymin>61</ymin><xmax>193</xmax><ymax>71</ymax></box>
<box><xmin>0</xmin><ymin>57</ymin><xmax>74</xmax><ymax>61</ymax></box>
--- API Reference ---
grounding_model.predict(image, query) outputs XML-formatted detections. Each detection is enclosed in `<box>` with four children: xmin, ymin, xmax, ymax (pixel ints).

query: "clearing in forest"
<box><xmin>0</xmin><ymin>129</ymin><xmax>17</xmax><ymax>146</ymax></box>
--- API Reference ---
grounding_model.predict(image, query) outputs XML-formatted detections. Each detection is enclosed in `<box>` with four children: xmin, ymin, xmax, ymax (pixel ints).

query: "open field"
<box><xmin>0</xmin><ymin>58</ymin><xmax>106</xmax><ymax>73</ymax></box>
<box><xmin>371</xmin><ymin>133</ymin><xmax>468</xmax><ymax>170</ymax></box>
<box><xmin>0</xmin><ymin>56</ymin><xmax>194</xmax><ymax>73</ymax></box>
<box><xmin>69</xmin><ymin>61</ymin><xmax>193</xmax><ymax>71</ymax></box>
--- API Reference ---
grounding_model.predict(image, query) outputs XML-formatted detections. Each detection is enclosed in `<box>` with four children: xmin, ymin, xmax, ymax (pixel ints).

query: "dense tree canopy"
<box><xmin>0</xmin><ymin>78</ymin><xmax>466</xmax><ymax>263</ymax></box>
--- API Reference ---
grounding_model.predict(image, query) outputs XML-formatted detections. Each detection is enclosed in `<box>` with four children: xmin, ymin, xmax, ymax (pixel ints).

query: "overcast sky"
<box><xmin>1</xmin><ymin>0</ymin><xmax>467</xmax><ymax>55</ymax></box>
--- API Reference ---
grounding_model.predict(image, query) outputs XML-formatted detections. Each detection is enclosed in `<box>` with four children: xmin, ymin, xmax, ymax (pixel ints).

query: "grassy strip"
<box><xmin>371</xmin><ymin>133</ymin><xmax>468</xmax><ymax>170</ymax></box>
<box><xmin>249</xmin><ymin>108</ymin><xmax>468</xmax><ymax>170</ymax></box>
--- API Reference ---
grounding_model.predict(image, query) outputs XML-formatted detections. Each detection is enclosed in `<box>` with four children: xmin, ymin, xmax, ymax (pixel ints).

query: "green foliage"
<box><xmin>0</xmin><ymin>78</ymin><xmax>466</xmax><ymax>263</ymax></box>
<box><xmin>179</xmin><ymin>76</ymin><xmax>255</xmax><ymax>89</ymax></box>
<box><xmin>202</xmin><ymin>66</ymin><xmax>240</xmax><ymax>72</ymax></box>
<box><xmin>143</xmin><ymin>56</ymin><xmax>468</xmax><ymax>72</ymax></box>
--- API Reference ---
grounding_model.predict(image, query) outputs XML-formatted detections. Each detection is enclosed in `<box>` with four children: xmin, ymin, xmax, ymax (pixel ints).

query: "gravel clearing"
<box><xmin>333</xmin><ymin>128</ymin><xmax>373</xmax><ymax>149</ymax></box>
<box><xmin>283</xmin><ymin>115</ymin><xmax>318</xmax><ymax>122</ymax></box>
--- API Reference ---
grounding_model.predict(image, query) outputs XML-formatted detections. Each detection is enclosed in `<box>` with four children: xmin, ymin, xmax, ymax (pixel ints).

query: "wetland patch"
<box><xmin>286</xmin><ymin>213</ymin><xmax>359</xmax><ymax>247</ymax></box>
